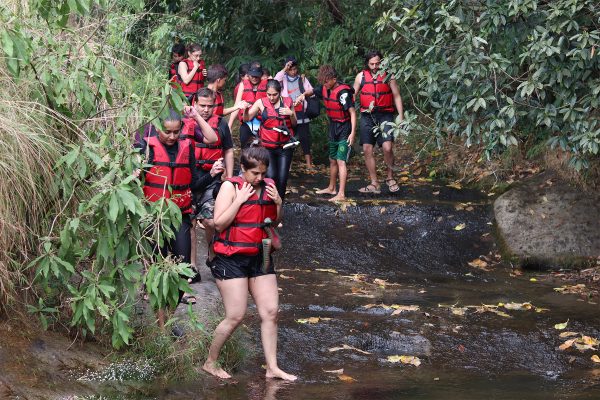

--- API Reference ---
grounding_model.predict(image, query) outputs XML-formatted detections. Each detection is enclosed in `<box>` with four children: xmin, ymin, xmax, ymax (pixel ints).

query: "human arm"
<box><xmin>265</xmin><ymin>181</ymin><xmax>283</xmax><ymax>223</ymax></box>
<box><xmin>353</xmin><ymin>72</ymin><xmax>363</xmax><ymax>97</ymax></box>
<box><xmin>213</xmin><ymin>181</ymin><xmax>256</xmax><ymax>232</ymax></box>
<box><xmin>243</xmin><ymin>100</ymin><xmax>262</xmax><ymax>122</ymax></box>
<box><xmin>183</xmin><ymin>106</ymin><xmax>218</xmax><ymax>144</ymax></box>
<box><xmin>177</xmin><ymin>60</ymin><xmax>200</xmax><ymax>85</ymax></box>
<box><xmin>222</xmin><ymin>100</ymin><xmax>250</xmax><ymax>116</ymax></box>
<box><xmin>223</xmin><ymin>148</ymin><xmax>234</xmax><ymax>178</ymax></box>
<box><xmin>389</xmin><ymin>78</ymin><xmax>404</xmax><ymax>122</ymax></box>
<box><xmin>219</xmin><ymin>119</ymin><xmax>235</xmax><ymax>178</ymax></box>
<box><xmin>189</xmin><ymin>149</ymin><xmax>215</xmax><ymax>192</ymax></box>
<box><xmin>348</xmin><ymin>106</ymin><xmax>356</xmax><ymax>145</ymax></box>
<box><xmin>228</xmin><ymin>83</ymin><xmax>245</xmax><ymax>131</ymax></box>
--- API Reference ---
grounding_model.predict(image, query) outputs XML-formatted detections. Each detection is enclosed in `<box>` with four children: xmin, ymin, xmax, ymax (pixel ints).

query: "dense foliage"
<box><xmin>373</xmin><ymin>0</ymin><xmax>599</xmax><ymax>169</ymax></box>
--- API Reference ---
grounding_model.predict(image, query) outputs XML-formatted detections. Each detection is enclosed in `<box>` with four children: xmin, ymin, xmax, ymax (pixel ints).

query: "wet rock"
<box><xmin>348</xmin><ymin>332</ymin><xmax>431</xmax><ymax>357</ymax></box>
<box><xmin>494</xmin><ymin>172</ymin><xmax>600</xmax><ymax>268</ymax></box>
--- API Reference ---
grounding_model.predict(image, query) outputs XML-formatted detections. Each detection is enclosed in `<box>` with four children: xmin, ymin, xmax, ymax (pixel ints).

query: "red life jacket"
<box><xmin>239</xmin><ymin>79</ymin><xmax>268</xmax><ymax>122</ymax></box>
<box><xmin>180</xmin><ymin>117</ymin><xmax>197</xmax><ymax>143</ymax></box>
<box><xmin>179</xmin><ymin>59</ymin><xmax>205</xmax><ymax>97</ymax></box>
<box><xmin>360</xmin><ymin>70</ymin><xmax>394</xmax><ymax>113</ymax></box>
<box><xmin>195</xmin><ymin>115</ymin><xmax>223</xmax><ymax>171</ymax></box>
<box><xmin>142</xmin><ymin>137</ymin><xmax>193</xmax><ymax>214</ymax></box>
<box><xmin>213</xmin><ymin>90</ymin><xmax>224</xmax><ymax>117</ymax></box>
<box><xmin>258</xmin><ymin>97</ymin><xmax>294</xmax><ymax>149</ymax></box>
<box><xmin>322</xmin><ymin>83</ymin><xmax>352</xmax><ymax>122</ymax></box>
<box><xmin>213</xmin><ymin>176</ymin><xmax>278</xmax><ymax>256</ymax></box>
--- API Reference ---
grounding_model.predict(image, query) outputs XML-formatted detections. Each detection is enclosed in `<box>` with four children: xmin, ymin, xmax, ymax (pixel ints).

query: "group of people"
<box><xmin>137</xmin><ymin>43</ymin><xmax>405</xmax><ymax>381</ymax></box>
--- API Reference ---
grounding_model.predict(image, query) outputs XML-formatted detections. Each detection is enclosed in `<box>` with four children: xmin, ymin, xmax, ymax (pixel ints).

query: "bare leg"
<box><xmin>329</xmin><ymin>160</ymin><xmax>347</xmax><ymax>202</ymax></box>
<box><xmin>315</xmin><ymin>158</ymin><xmax>338</xmax><ymax>195</ymax></box>
<box><xmin>382</xmin><ymin>141</ymin><xmax>394</xmax><ymax>180</ymax></box>
<box><xmin>249</xmin><ymin>275</ymin><xmax>297</xmax><ymax>381</ymax></box>
<box><xmin>362</xmin><ymin>143</ymin><xmax>379</xmax><ymax>187</ymax></box>
<box><xmin>203</xmin><ymin>278</ymin><xmax>249</xmax><ymax>379</ymax></box>
<box><xmin>202</xmin><ymin>218</ymin><xmax>215</xmax><ymax>261</ymax></box>
<box><xmin>304</xmin><ymin>154</ymin><xmax>313</xmax><ymax>170</ymax></box>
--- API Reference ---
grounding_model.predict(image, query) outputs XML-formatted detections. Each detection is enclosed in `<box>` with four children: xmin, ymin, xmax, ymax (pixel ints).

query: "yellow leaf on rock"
<box><xmin>338</xmin><ymin>374</ymin><xmax>356</xmax><ymax>382</ymax></box>
<box><xmin>559</xmin><ymin>331</ymin><xmax>580</xmax><ymax>338</ymax></box>
<box><xmin>559</xmin><ymin>339</ymin><xmax>576</xmax><ymax>350</ymax></box>
<box><xmin>468</xmin><ymin>258</ymin><xmax>489</xmax><ymax>270</ymax></box>
<box><xmin>582</xmin><ymin>336</ymin><xmax>600</xmax><ymax>346</ymax></box>
<box><xmin>592</xmin><ymin>355</ymin><xmax>600</xmax><ymax>363</ymax></box>
<box><xmin>391</xmin><ymin>305</ymin><xmax>420</xmax><ymax>315</ymax></box>
<box><xmin>447</xmin><ymin>182</ymin><xmax>462</xmax><ymax>190</ymax></box>
<box><xmin>315</xmin><ymin>268</ymin><xmax>338</xmax><ymax>274</ymax></box>
<box><xmin>555</xmin><ymin>320</ymin><xmax>569</xmax><ymax>330</ymax></box>
<box><xmin>388</xmin><ymin>355</ymin><xmax>422</xmax><ymax>366</ymax></box>
<box><xmin>454</xmin><ymin>223</ymin><xmax>466</xmax><ymax>231</ymax></box>
<box><xmin>328</xmin><ymin>344</ymin><xmax>372</xmax><ymax>355</ymax></box>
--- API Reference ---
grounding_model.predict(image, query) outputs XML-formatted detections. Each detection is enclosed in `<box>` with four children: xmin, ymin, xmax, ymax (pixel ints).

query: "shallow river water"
<box><xmin>4</xmin><ymin>176</ymin><xmax>600</xmax><ymax>399</ymax></box>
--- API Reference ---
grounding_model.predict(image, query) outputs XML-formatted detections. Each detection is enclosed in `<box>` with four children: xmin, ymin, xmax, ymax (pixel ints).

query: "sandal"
<box><xmin>358</xmin><ymin>183</ymin><xmax>381</xmax><ymax>194</ymax></box>
<box><xmin>385</xmin><ymin>178</ymin><xmax>400</xmax><ymax>193</ymax></box>
<box><xmin>181</xmin><ymin>294</ymin><xmax>197</xmax><ymax>305</ymax></box>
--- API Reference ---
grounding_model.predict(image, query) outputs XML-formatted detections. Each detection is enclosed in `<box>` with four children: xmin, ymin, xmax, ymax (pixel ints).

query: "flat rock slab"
<box><xmin>494</xmin><ymin>171</ymin><xmax>600</xmax><ymax>267</ymax></box>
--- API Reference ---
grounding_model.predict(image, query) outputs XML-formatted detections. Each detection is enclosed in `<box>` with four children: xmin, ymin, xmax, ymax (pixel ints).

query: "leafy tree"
<box><xmin>372</xmin><ymin>0</ymin><xmax>599</xmax><ymax>170</ymax></box>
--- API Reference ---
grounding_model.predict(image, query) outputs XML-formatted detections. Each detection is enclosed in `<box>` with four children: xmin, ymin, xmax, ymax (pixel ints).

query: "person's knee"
<box><xmin>225</xmin><ymin>312</ymin><xmax>246</xmax><ymax>327</ymax></box>
<box><xmin>382</xmin><ymin>141</ymin><xmax>393</xmax><ymax>153</ymax></box>
<box><xmin>260</xmin><ymin>306</ymin><xmax>279</xmax><ymax>323</ymax></box>
<box><xmin>363</xmin><ymin>144</ymin><xmax>374</xmax><ymax>156</ymax></box>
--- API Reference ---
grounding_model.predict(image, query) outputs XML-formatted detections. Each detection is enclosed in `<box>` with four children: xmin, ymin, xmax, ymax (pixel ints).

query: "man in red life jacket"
<box><xmin>353</xmin><ymin>50</ymin><xmax>404</xmax><ymax>194</ymax></box>
<box><xmin>302</xmin><ymin>65</ymin><xmax>356</xmax><ymax>202</ymax></box>
<box><xmin>188</xmin><ymin>88</ymin><xmax>236</xmax><ymax>268</ymax></box>
<box><xmin>206</xmin><ymin>64</ymin><xmax>249</xmax><ymax>119</ymax></box>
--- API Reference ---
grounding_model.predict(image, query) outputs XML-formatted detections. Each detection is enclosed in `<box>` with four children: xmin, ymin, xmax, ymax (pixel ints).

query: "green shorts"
<box><xmin>328</xmin><ymin>139</ymin><xmax>350</xmax><ymax>161</ymax></box>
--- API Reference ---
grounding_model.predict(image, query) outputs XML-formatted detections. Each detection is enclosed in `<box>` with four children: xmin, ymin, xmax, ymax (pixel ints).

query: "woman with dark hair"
<box><xmin>275</xmin><ymin>56</ymin><xmax>316</xmax><ymax>170</ymax></box>
<box><xmin>202</xmin><ymin>147</ymin><xmax>297</xmax><ymax>381</ymax></box>
<box><xmin>243</xmin><ymin>79</ymin><xmax>297</xmax><ymax>201</ymax></box>
<box><xmin>137</xmin><ymin>109</ymin><xmax>217</xmax><ymax>317</ymax></box>
<box><xmin>177</xmin><ymin>43</ymin><xmax>207</xmax><ymax>98</ymax></box>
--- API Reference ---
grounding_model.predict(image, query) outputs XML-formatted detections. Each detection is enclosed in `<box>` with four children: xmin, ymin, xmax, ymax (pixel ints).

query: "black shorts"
<box><xmin>359</xmin><ymin>112</ymin><xmax>395</xmax><ymax>146</ymax></box>
<box><xmin>210</xmin><ymin>253</ymin><xmax>275</xmax><ymax>280</ymax></box>
<box><xmin>328</xmin><ymin>119</ymin><xmax>351</xmax><ymax>142</ymax></box>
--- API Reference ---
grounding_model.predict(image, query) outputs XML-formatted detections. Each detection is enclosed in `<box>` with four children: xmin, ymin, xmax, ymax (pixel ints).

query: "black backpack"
<box><xmin>298</xmin><ymin>76</ymin><xmax>321</xmax><ymax>119</ymax></box>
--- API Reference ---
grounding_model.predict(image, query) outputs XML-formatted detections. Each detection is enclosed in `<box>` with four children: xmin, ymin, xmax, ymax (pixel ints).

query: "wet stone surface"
<box><xmin>4</xmin><ymin>173</ymin><xmax>600</xmax><ymax>399</ymax></box>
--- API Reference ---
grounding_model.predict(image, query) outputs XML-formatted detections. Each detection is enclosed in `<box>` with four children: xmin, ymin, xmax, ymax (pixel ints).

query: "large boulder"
<box><xmin>494</xmin><ymin>171</ymin><xmax>600</xmax><ymax>267</ymax></box>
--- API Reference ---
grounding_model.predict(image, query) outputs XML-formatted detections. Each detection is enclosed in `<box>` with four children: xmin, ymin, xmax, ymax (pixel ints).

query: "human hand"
<box><xmin>284</xmin><ymin>61</ymin><xmax>293</xmax><ymax>71</ymax></box>
<box><xmin>266</xmin><ymin>181</ymin><xmax>282</xmax><ymax>205</ymax></box>
<box><xmin>236</xmin><ymin>100</ymin><xmax>250</xmax><ymax>110</ymax></box>
<box><xmin>293</xmin><ymin>94</ymin><xmax>305</xmax><ymax>107</ymax></box>
<box><xmin>183</xmin><ymin>105</ymin><xmax>198</xmax><ymax>119</ymax></box>
<box><xmin>192</xmin><ymin>59</ymin><xmax>200</xmax><ymax>69</ymax></box>
<box><xmin>235</xmin><ymin>182</ymin><xmax>255</xmax><ymax>204</ymax></box>
<box><xmin>278</xmin><ymin>107</ymin><xmax>293</xmax><ymax>116</ymax></box>
<box><xmin>202</xmin><ymin>68</ymin><xmax>208</xmax><ymax>77</ymax></box>
<box><xmin>210</xmin><ymin>158</ymin><xmax>225</xmax><ymax>177</ymax></box>
<box><xmin>347</xmin><ymin>134</ymin><xmax>355</xmax><ymax>146</ymax></box>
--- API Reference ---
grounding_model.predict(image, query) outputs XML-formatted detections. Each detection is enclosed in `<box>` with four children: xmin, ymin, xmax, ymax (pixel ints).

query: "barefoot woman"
<box><xmin>203</xmin><ymin>147</ymin><xmax>297</xmax><ymax>381</ymax></box>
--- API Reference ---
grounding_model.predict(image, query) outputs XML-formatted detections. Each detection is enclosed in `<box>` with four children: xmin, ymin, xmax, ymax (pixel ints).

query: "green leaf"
<box><xmin>108</xmin><ymin>192</ymin><xmax>119</xmax><ymax>222</ymax></box>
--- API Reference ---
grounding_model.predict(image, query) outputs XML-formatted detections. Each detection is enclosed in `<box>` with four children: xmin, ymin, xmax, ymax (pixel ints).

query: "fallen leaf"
<box><xmin>296</xmin><ymin>317</ymin><xmax>331</xmax><ymax>324</ymax></box>
<box><xmin>530</xmin><ymin>278</ymin><xmax>538</xmax><ymax>282</ymax></box>
<box><xmin>380</xmin><ymin>207</ymin><xmax>386</xmax><ymax>214</ymax></box>
<box><xmin>432</xmin><ymin>191</ymin><xmax>440</xmax><ymax>195</ymax></box>
<box><xmin>323</xmin><ymin>368</ymin><xmax>344</xmax><ymax>374</ymax></box>
<box><xmin>399</xmin><ymin>176</ymin><xmax>409</xmax><ymax>182</ymax></box>
<box><xmin>391</xmin><ymin>305</ymin><xmax>420</xmax><ymax>315</ymax></box>
<box><xmin>592</xmin><ymin>355</ymin><xmax>600</xmax><ymax>363</ymax></box>
<box><xmin>582</xmin><ymin>336</ymin><xmax>600</xmax><ymax>346</ymax></box>
<box><xmin>555</xmin><ymin>320</ymin><xmax>569</xmax><ymax>330</ymax></box>
<box><xmin>454</xmin><ymin>223</ymin><xmax>466</xmax><ymax>231</ymax></box>
<box><xmin>468</xmin><ymin>258</ymin><xmax>490</xmax><ymax>270</ymax></box>
<box><xmin>338</xmin><ymin>374</ymin><xmax>356</xmax><ymax>382</ymax></box>
<box><xmin>447</xmin><ymin>182</ymin><xmax>462</xmax><ymax>189</ymax></box>
<box><xmin>378</xmin><ymin>243</ymin><xmax>386</xmax><ymax>248</ymax></box>
<box><xmin>279</xmin><ymin>274</ymin><xmax>295</xmax><ymax>280</ymax></box>
<box><xmin>559</xmin><ymin>332</ymin><xmax>580</xmax><ymax>338</ymax></box>
<box><xmin>388</xmin><ymin>355</ymin><xmax>421</xmax><ymax>366</ymax></box>
<box><xmin>346</xmin><ymin>224</ymin><xmax>355</xmax><ymax>228</ymax></box>
<box><xmin>458</xmin><ymin>344</ymin><xmax>466</xmax><ymax>353</ymax></box>
<box><xmin>559</xmin><ymin>339</ymin><xmax>576</xmax><ymax>350</ymax></box>
<box><xmin>503</xmin><ymin>302</ymin><xmax>534</xmax><ymax>311</ymax></box>
<box><xmin>328</xmin><ymin>344</ymin><xmax>372</xmax><ymax>355</ymax></box>
<box><xmin>315</xmin><ymin>268</ymin><xmax>338</xmax><ymax>274</ymax></box>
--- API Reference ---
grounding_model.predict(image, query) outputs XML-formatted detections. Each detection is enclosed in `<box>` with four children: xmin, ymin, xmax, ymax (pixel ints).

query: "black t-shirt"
<box><xmin>314</xmin><ymin>83</ymin><xmax>354</xmax><ymax>112</ymax></box>
<box><xmin>217</xmin><ymin>118</ymin><xmax>233</xmax><ymax>150</ymax></box>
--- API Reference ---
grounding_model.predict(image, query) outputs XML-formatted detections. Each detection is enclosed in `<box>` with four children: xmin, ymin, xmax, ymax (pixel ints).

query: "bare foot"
<box><xmin>316</xmin><ymin>187</ymin><xmax>336</xmax><ymax>195</ymax></box>
<box><xmin>266</xmin><ymin>366</ymin><xmax>297</xmax><ymax>381</ymax></box>
<box><xmin>202</xmin><ymin>360</ymin><xmax>232</xmax><ymax>379</ymax></box>
<box><xmin>328</xmin><ymin>194</ymin><xmax>346</xmax><ymax>202</ymax></box>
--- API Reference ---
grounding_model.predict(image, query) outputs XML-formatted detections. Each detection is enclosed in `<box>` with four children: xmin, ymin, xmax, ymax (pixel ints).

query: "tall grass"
<box><xmin>0</xmin><ymin>69</ymin><xmax>70</xmax><ymax>312</ymax></box>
